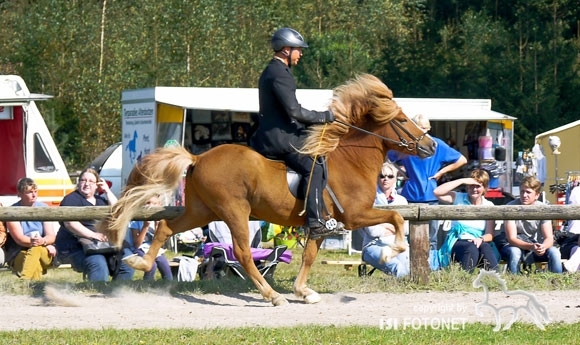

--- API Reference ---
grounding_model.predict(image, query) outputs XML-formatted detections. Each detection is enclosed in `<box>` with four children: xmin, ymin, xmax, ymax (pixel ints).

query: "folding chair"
<box><xmin>205</xmin><ymin>244</ymin><xmax>290</xmax><ymax>279</ymax></box>
<box><xmin>201</xmin><ymin>221</ymin><xmax>292</xmax><ymax>279</ymax></box>
<box><xmin>350</xmin><ymin>230</ymin><xmax>376</xmax><ymax>277</ymax></box>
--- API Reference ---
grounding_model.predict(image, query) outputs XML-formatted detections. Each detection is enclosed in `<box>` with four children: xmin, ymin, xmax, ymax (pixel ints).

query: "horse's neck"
<box><xmin>478</xmin><ymin>283</ymin><xmax>489</xmax><ymax>301</ymax></box>
<box><xmin>330</xmin><ymin>137</ymin><xmax>386</xmax><ymax>175</ymax></box>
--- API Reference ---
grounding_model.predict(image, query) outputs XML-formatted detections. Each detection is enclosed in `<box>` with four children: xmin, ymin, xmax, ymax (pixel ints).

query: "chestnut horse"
<box><xmin>102</xmin><ymin>74</ymin><xmax>436</xmax><ymax>306</ymax></box>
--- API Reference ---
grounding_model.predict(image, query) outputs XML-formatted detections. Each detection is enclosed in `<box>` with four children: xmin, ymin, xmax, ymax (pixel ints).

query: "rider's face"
<box><xmin>290</xmin><ymin>48</ymin><xmax>303</xmax><ymax>66</ymax></box>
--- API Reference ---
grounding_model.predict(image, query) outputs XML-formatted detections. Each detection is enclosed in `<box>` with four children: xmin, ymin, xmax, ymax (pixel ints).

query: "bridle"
<box><xmin>335</xmin><ymin>119</ymin><xmax>431</xmax><ymax>156</ymax></box>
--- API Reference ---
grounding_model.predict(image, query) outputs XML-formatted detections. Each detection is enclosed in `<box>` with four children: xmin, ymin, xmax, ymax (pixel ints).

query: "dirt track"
<box><xmin>1</xmin><ymin>286</ymin><xmax>579</xmax><ymax>331</ymax></box>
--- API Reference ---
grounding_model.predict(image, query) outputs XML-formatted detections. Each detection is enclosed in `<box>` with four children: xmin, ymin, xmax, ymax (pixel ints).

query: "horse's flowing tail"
<box><xmin>105</xmin><ymin>146</ymin><xmax>196</xmax><ymax>247</ymax></box>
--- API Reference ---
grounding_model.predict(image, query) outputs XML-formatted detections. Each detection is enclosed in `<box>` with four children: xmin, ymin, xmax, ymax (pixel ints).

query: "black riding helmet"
<box><xmin>271</xmin><ymin>28</ymin><xmax>308</xmax><ymax>67</ymax></box>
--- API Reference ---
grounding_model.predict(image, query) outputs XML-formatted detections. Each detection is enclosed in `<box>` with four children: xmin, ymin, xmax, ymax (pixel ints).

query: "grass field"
<box><xmin>3</xmin><ymin>245</ymin><xmax>578</xmax><ymax>296</ymax></box>
<box><xmin>0</xmin><ymin>323</ymin><xmax>577</xmax><ymax>345</ymax></box>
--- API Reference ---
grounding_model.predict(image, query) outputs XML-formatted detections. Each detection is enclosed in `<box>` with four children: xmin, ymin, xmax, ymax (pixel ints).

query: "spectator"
<box><xmin>125</xmin><ymin>195</ymin><xmax>173</xmax><ymax>280</ymax></box>
<box><xmin>55</xmin><ymin>168</ymin><xmax>134</xmax><ymax>281</ymax></box>
<box><xmin>494</xmin><ymin>176</ymin><xmax>562</xmax><ymax>274</ymax></box>
<box><xmin>5</xmin><ymin>178</ymin><xmax>56</xmax><ymax>280</ymax></box>
<box><xmin>435</xmin><ymin>170</ymin><xmax>498</xmax><ymax>272</ymax></box>
<box><xmin>560</xmin><ymin>186</ymin><xmax>580</xmax><ymax>272</ymax></box>
<box><xmin>388</xmin><ymin>114</ymin><xmax>467</xmax><ymax>270</ymax></box>
<box><xmin>359</xmin><ymin>162</ymin><xmax>409</xmax><ymax>277</ymax></box>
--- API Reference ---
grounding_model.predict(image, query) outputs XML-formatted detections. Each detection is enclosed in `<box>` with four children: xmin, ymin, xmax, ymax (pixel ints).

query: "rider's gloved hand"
<box><xmin>325</xmin><ymin>109</ymin><xmax>335</xmax><ymax>123</ymax></box>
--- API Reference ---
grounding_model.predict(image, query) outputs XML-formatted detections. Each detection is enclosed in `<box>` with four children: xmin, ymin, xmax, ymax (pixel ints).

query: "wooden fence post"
<box><xmin>409</xmin><ymin>220</ymin><xmax>430</xmax><ymax>284</ymax></box>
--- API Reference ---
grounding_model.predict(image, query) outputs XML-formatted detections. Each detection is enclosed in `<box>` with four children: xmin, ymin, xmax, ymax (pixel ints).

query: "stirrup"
<box><xmin>307</xmin><ymin>220</ymin><xmax>345</xmax><ymax>240</ymax></box>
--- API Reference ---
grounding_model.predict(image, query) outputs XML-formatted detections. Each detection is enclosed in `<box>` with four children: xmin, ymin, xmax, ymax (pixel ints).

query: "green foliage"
<box><xmin>0</xmin><ymin>0</ymin><xmax>578</xmax><ymax>167</ymax></box>
<box><xmin>0</xmin><ymin>323</ymin><xmax>578</xmax><ymax>345</ymax></box>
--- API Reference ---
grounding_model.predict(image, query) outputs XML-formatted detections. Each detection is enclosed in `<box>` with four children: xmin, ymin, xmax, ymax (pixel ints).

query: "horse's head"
<box><xmin>381</xmin><ymin>104</ymin><xmax>436</xmax><ymax>159</ymax></box>
<box><xmin>300</xmin><ymin>74</ymin><xmax>436</xmax><ymax>159</ymax></box>
<box><xmin>473</xmin><ymin>269</ymin><xmax>507</xmax><ymax>290</ymax></box>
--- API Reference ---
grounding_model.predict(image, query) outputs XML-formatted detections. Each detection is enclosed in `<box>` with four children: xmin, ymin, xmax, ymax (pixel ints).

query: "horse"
<box><xmin>101</xmin><ymin>73</ymin><xmax>436</xmax><ymax>306</ymax></box>
<box><xmin>473</xmin><ymin>270</ymin><xmax>551</xmax><ymax>331</ymax></box>
<box><xmin>125</xmin><ymin>130</ymin><xmax>138</xmax><ymax>163</ymax></box>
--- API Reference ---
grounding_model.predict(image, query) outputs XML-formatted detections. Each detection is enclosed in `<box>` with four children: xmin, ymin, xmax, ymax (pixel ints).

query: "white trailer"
<box><xmin>0</xmin><ymin>75</ymin><xmax>74</xmax><ymax>206</ymax></box>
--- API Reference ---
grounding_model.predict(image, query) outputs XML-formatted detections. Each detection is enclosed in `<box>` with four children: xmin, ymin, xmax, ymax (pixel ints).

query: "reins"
<box><xmin>335</xmin><ymin>119</ymin><xmax>431</xmax><ymax>156</ymax></box>
<box><xmin>299</xmin><ymin>116</ymin><xmax>430</xmax><ymax>218</ymax></box>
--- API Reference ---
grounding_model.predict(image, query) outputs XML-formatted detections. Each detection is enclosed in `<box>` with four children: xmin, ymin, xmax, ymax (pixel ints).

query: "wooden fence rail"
<box><xmin>2</xmin><ymin>204</ymin><xmax>578</xmax><ymax>284</ymax></box>
<box><xmin>3</xmin><ymin>204</ymin><xmax>580</xmax><ymax>221</ymax></box>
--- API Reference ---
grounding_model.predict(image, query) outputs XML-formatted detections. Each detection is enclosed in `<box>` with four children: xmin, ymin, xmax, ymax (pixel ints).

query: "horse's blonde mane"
<box><xmin>300</xmin><ymin>73</ymin><xmax>400</xmax><ymax>156</ymax></box>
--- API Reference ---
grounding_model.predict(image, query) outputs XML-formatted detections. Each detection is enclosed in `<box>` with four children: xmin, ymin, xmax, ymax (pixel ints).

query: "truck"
<box><xmin>0</xmin><ymin>75</ymin><xmax>75</xmax><ymax>206</ymax></box>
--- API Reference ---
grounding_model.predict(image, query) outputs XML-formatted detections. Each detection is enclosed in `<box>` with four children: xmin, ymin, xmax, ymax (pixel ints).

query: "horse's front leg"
<box><xmin>124</xmin><ymin>219</ymin><xmax>173</xmax><ymax>272</ymax></box>
<box><xmin>293</xmin><ymin>237</ymin><xmax>324</xmax><ymax>304</ymax></box>
<box><xmin>354</xmin><ymin>209</ymin><xmax>408</xmax><ymax>257</ymax></box>
<box><xmin>389</xmin><ymin>210</ymin><xmax>408</xmax><ymax>255</ymax></box>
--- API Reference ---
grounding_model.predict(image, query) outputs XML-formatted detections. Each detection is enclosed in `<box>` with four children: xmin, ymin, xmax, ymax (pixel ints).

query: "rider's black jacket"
<box><xmin>249</xmin><ymin>58</ymin><xmax>333</xmax><ymax>158</ymax></box>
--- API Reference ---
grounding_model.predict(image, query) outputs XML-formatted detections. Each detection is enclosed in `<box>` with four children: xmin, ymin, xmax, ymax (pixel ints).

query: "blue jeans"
<box><xmin>452</xmin><ymin>240</ymin><xmax>498</xmax><ymax>273</ymax></box>
<box><xmin>500</xmin><ymin>245</ymin><xmax>562</xmax><ymax>274</ymax></box>
<box><xmin>362</xmin><ymin>240</ymin><xmax>409</xmax><ymax>278</ymax></box>
<box><xmin>117</xmin><ymin>248</ymin><xmax>135</xmax><ymax>280</ymax></box>
<box><xmin>58</xmin><ymin>247</ymin><xmax>135</xmax><ymax>282</ymax></box>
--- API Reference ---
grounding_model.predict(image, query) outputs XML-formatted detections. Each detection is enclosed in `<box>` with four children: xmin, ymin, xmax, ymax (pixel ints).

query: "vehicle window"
<box><xmin>33</xmin><ymin>133</ymin><xmax>56</xmax><ymax>172</ymax></box>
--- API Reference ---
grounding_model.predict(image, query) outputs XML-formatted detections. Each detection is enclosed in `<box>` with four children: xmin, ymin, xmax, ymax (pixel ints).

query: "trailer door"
<box><xmin>0</xmin><ymin>106</ymin><xmax>25</xmax><ymax>195</ymax></box>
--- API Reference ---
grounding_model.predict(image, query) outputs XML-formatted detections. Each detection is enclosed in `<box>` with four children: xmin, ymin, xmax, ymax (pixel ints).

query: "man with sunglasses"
<box><xmin>388</xmin><ymin>114</ymin><xmax>467</xmax><ymax>270</ymax></box>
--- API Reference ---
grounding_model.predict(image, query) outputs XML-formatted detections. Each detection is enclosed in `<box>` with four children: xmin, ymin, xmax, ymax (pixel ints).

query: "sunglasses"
<box><xmin>379</xmin><ymin>174</ymin><xmax>396</xmax><ymax>179</ymax></box>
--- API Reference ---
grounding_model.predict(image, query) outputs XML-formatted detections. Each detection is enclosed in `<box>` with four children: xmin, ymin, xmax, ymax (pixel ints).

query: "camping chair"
<box><xmin>201</xmin><ymin>221</ymin><xmax>292</xmax><ymax>279</ymax></box>
<box><xmin>204</xmin><ymin>243</ymin><xmax>291</xmax><ymax>279</ymax></box>
<box><xmin>350</xmin><ymin>230</ymin><xmax>377</xmax><ymax>277</ymax></box>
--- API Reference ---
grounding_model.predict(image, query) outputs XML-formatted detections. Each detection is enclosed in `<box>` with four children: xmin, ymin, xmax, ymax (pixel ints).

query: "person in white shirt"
<box><xmin>359</xmin><ymin>162</ymin><xmax>409</xmax><ymax>278</ymax></box>
<box><xmin>562</xmin><ymin>186</ymin><xmax>580</xmax><ymax>272</ymax></box>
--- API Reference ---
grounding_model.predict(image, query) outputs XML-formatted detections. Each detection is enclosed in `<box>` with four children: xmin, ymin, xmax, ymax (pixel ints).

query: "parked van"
<box><xmin>0</xmin><ymin>75</ymin><xmax>75</xmax><ymax>206</ymax></box>
<box><xmin>89</xmin><ymin>142</ymin><xmax>122</xmax><ymax>197</ymax></box>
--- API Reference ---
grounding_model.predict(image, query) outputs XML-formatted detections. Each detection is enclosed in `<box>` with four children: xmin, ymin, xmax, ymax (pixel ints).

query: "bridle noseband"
<box><xmin>335</xmin><ymin>119</ymin><xmax>431</xmax><ymax>156</ymax></box>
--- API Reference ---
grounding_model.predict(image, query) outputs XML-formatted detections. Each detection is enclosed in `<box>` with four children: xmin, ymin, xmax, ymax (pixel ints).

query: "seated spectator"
<box><xmin>125</xmin><ymin>195</ymin><xmax>173</xmax><ymax>280</ymax></box>
<box><xmin>359</xmin><ymin>162</ymin><xmax>409</xmax><ymax>278</ymax></box>
<box><xmin>4</xmin><ymin>178</ymin><xmax>56</xmax><ymax>279</ymax></box>
<box><xmin>494</xmin><ymin>176</ymin><xmax>562</xmax><ymax>274</ymax></box>
<box><xmin>435</xmin><ymin>169</ymin><xmax>498</xmax><ymax>272</ymax></box>
<box><xmin>560</xmin><ymin>185</ymin><xmax>580</xmax><ymax>272</ymax></box>
<box><xmin>55</xmin><ymin>168</ymin><xmax>134</xmax><ymax>281</ymax></box>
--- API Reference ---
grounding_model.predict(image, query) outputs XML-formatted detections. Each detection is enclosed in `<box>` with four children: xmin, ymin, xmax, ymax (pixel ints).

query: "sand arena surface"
<box><xmin>1</xmin><ymin>286</ymin><xmax>579</xmax><ymax>331</ymax></box>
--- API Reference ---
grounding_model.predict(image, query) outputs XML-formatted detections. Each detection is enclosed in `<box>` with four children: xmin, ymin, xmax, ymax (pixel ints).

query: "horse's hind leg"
<box><xmin>227</xmin><ymin>219</ymin><xmax>288</xmax><ymax>306</ymax></box>
<box><xmin>293</xmin><ymin>237</ymin><xmax>324</xmax><ymax>304</ymax></box>
<box><xmin>124</xmin><ymin>218</ymin><xmax>176</xmax><ymax>271</ymax></box>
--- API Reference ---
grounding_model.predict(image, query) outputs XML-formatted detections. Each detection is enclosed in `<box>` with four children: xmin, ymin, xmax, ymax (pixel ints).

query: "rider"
<box><xmin>249</xmin><ymin>27</ymin><xmax>341</xmax><ymax>240</ymax></box>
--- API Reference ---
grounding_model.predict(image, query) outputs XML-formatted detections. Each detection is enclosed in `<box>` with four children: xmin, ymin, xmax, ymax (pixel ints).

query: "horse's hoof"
<box><xmin>123</xmin><ymin>254</ymin><xmax>147</xmax><ymax>270</ymax></box>
<box><xmin>272</xmin><ymin>295</ymin><xmax>289</xmax><ymax>306</ymax></box>
<box><xmin>304</xmin><ymin>292</ymin><xmax>321</xmax><ymax>304</ymax></box>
